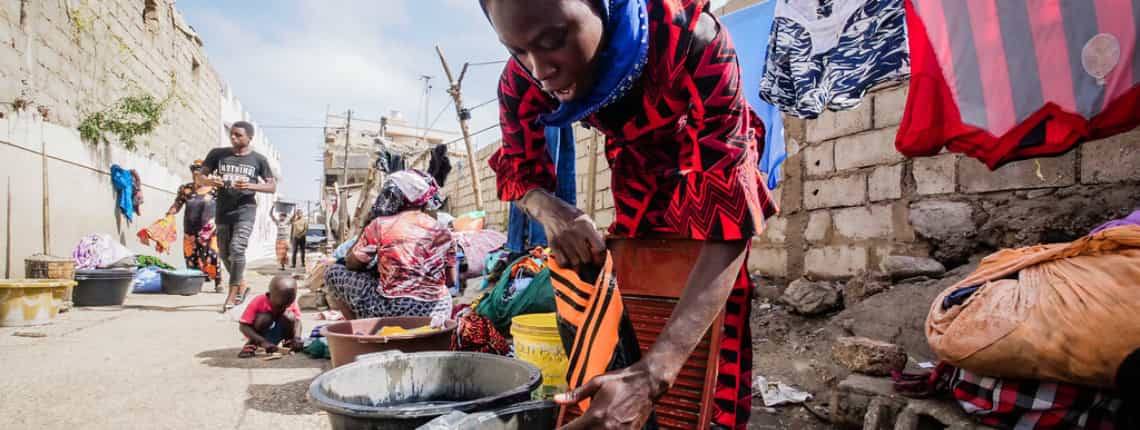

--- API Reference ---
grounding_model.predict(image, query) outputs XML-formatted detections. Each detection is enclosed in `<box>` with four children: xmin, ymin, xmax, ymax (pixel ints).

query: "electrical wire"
<box><xmin>441</xmin><ymin>124</ymin><xmax>499</xmax><ymax>145</ymax></box>
<box><xmin>468</xmin><ymin>97</ymin><xmax>498</xmax><ymax>111</ymax></box>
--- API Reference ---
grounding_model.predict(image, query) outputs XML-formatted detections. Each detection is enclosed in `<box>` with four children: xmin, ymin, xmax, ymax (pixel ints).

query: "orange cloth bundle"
<box><xmin>927</xmin><ymin>226</ymin><xmax>1140</xmax><ymax>388</ymax></box>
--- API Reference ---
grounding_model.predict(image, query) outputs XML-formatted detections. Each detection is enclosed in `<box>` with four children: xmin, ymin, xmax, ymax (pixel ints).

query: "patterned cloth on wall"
<box><xmin>760</xmin><ymin>0</ymin><xmax>910</xmax><ymax>118</ymax></box>
<box><xmin>897</xmin><ymin>0</ymin><xmax>1140</xmax><ymax>169</ymax></box>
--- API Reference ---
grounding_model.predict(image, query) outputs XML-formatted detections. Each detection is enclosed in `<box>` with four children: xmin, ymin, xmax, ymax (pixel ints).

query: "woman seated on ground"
<box><xmin>324</xmin><ymin>170</ymin><xmax>455</xmax><ymax>321</ymax></box>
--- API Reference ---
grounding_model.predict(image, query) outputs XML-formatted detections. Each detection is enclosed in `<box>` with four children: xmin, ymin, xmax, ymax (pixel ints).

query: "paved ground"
<box><xmin>0</xmin><ymin>259</ymin><xmax>334</xmax><ymax>430</ymax></box>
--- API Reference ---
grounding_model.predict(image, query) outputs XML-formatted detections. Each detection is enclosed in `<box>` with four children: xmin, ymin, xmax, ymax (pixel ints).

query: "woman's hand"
<box><xmin>521</xmin><ymin>190</ymin><xmax>604</xmax><ymax>268</ymax></box>
<box><xmin>555</xmin><ymin>360</ymin><xmax>667</xmax><ymax>430</ymax></box>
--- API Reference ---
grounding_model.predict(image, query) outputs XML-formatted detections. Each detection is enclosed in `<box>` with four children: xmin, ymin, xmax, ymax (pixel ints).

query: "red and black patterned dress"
<box><xmin>488</xmin><ymin>0</ymin><xmax>778</xmax><ymax>427</ymax></box>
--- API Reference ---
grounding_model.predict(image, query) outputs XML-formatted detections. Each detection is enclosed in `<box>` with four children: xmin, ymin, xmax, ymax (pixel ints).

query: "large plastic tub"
<box><xmin>510</xmin><ymin>313</ymin><xmax>568</xmax><ymax>400</ymax></box>
<box><xmin>0</xmin><ymin>279</ymin><xmax>77</xmax><ymax>326</ymax></box>
<box><xmin>420</xmin><ymin>401</ymin><xmax>558</xmax><ymax>430</ymax></box>
<box><xmin>160</xmin><ymin>269</ymin><xmax>207</xmax><ymax>296</ymax></box>
<box><xmin>73</xmin><ymin>268</ymin><xmax>135</xmax><ymax>307</ymax></box>
<box><xmin>309</xmin><ymin>351</ymin><xmax>542</xmax><ymax>430</ymax></box>
<box><xmin>320</xmin><ymin>316</ymin><xmax>457</xmax><ymax>367</ymax></box>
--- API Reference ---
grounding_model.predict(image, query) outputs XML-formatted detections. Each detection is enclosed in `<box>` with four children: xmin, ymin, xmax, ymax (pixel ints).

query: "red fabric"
<box><xmin>353</xmin><ymin>211</ymin><xmax>455</xmax><ymax>302</ymax></box>
<box><xmin>951</xmin><ymin>367</ymin><xmax>1124</xmax><ymax>429</ymax></box>
<box><xmin>898</xmin><ymin>0</ymin><xmax>1140</xmax><ymax>170</ymax></box>
<box><xmin>239</xmin><ymin>293</ymin><xmax>301</xmax><ymax>325</ymax></box>
<box><xmin>450</xmin><ymin>312</ymin><xmax>510</xmax><ymax>356</ymax></box>
<box><xmin>489</xmin><ymin>0</ymin><xmax>777</xmax><ymax>241</ymax></box>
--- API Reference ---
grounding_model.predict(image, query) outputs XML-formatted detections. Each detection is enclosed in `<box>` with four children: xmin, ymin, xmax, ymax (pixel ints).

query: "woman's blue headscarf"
<box><xmin>483</xmin><ymin>0</ymin><xmax>650</xmax><ymax>127</ymax></box>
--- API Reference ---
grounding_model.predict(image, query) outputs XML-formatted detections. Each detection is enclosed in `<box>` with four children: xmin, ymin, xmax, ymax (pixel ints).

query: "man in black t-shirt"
<box><xmin>201</xmin><ymin>121</ymin><xmax>276</xmax><ymax>310</ymax></box>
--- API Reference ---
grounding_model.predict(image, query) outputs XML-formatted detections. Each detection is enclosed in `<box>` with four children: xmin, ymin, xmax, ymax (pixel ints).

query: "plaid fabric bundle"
<box><xmin>951</xmin><ymin>368</ymin><xmax>1124</xmax><ymax>429</ymax></box>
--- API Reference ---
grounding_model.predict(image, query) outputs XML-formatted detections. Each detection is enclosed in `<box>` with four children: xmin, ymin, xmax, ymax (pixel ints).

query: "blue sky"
<box><xmin>179</xmin><ymin>0</ymin><xmax>729</xmax><ymax>202</ymax></box>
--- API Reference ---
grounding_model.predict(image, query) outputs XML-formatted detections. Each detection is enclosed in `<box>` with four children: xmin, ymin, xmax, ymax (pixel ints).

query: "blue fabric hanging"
<box><xmin>110</xmin><ymin>164</ymin><xmax>135</xmax><ymax>222</ymax></box>
<box><xmin>506</xmin><ymin>126</ymin><xmax>577</xmax><ymax>253</ymax></box>
<box><xmin>721</xmin><ymin>0</ymin><xmax>786</xmax><ymax>190</ymax></box>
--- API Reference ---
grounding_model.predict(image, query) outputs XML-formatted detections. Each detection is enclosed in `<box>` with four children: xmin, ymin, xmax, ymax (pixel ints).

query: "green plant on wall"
<box><xmin>78</xmin><ymin>94</ymin><xmax>167</xmax><ymax>150</ymax></box>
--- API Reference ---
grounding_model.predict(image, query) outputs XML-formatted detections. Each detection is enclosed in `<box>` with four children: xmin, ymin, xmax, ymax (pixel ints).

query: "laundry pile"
<box><xmin>908</xmin><ymin>211</ymin><xmax>1140</xmax><ymax>428</ymax></box>
<box><xmin>451</xmin><ymin>248</ymin><xmax>556</xmax><ymax>356</ymax></box>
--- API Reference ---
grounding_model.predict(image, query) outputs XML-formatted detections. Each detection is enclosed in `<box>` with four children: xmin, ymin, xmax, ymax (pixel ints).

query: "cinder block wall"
<box><xmin>1</xmin><ymin>0</ymin><xmax>223</xmax><ymax>171</ymax></box>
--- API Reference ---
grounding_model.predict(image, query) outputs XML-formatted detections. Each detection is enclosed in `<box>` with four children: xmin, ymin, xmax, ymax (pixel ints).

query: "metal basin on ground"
<box><xmin>309</xmin><ymin>351</ymin><xmax>542</xmax><ymax>430</ymax></box>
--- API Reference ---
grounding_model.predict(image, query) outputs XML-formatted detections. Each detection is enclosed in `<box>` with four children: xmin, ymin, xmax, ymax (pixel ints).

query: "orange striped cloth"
<box><xmin>548</xmin><ymin>253</ymin><xmax>656</xmax><ymax>427</ymax></box>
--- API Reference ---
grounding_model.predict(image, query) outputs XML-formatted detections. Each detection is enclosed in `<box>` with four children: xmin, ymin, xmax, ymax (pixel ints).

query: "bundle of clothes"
<box><xmin>896</xmin><ymin>210</ymin><xmax>1140</xmax><ymax>429</ymax></box>
<box><xmin>450</xmin><ymin>247</ymin><xmax>556</xmax><ymax>357</ymax></box>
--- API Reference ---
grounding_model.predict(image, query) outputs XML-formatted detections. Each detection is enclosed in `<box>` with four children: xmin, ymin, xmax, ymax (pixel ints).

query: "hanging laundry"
<box><xmin>760</xmin><ymin>0</ymin><xmax>910</xmax><ymax>118</ymax></box>
<box><xmin>110</xmin><ymin>164</ymin><xmax>136</xmax><ymax>222</ymax></box>
<box><xmin>722</xmin><ymin>0</ymin><xmax>787</xmax><ymax>189</ymax></box>
<box><xmin>130</xmin><ymin>169</ymin><xmax>143</xmax><ymax>216</ymax></box>
<box><xmin>137</xmin><ymin>215</ymin><xmax>178</xmax><ymax>254</ymax></box>
<box><xmin>898</xmin><ymin>0</ymin><xmax>1140</xmax><ymax>169</ymax></box>
<box><xmin>506</xmin><ymin>125</ymin><xmax>577</xmax><ymax>252</ymax></box>
<box><xmin>427</xmin><ymin>144</ymin><xmax>452</xmax><ymax>187</ymax></box>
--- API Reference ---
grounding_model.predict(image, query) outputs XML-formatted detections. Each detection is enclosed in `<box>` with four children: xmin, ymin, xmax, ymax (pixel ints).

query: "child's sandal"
<box><xmin>238</xmin><ymin>344</ymin><xmax>257</xmax><ymax>358</ymax></box>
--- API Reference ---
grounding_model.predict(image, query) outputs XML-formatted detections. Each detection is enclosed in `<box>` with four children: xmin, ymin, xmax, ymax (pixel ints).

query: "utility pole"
<box><xmin>435</xmin><ymin>45</ymin><xmax>484</xmax><ymax>211</ymax></box>
<box><xmin>339</xmin><ymin>110</ymin><xmax>352</xmax><ymax>241</ymax></box>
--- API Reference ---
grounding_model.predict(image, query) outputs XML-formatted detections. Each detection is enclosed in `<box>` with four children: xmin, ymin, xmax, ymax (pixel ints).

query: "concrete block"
<box><xmin>748</xmin><ymin>245</ymin><xmax>788</xmax><ymax>278</ymax></box>
<box><xmin>869</xmin><ymin>164</ymin><xmax>903</xmax><ymax>201</ymax></box>
<box><xmin>805</xmin><ymin>173</ymin><xmax>866</xmax><ymax>209</ymax></box>
<box><xmin>760</xmin><ymin>216</ymin><xmax>787</xmax><ymax>243</ymax></box>
<box><xmin>834</xmin><ymin>127</ymin><xmax>904</xmax><ymax>171</ymax></box>
<box><xmin>832</xmin><ymin>336</ymin><xmax>908</xmax><ymax>376</ymax></box>
<box><xmin>908</xmin><ymin>200</ymin><xmax>976</xmax><ymax>239</ymax></box>
<box><xmin>873</xmin><ymin>85</ymin><xmax>909</xmax><ymax>128</ymax></box>
<box><xmin>804</xmin><ymin>210</ymin><xmax>831</xmax><ymax>243</ymax></box>
<box><xmin>831</xmin><ymin>374</ymin><xmax>906</xmax><ymax>428</ymax></box>
<box><xmin>803</xmin><ymin>140</ymin><xmax>834</xmax><ymax>177</ymax></box>
<box><xmin>594</xmin><ymin>208</ymin><xmax>614</xmax><ymax>228</ymax></box>
<box><xmin>958</xmin><ymin>151</ymin><xmax>1076</xmax><ymax>193</ymax></box>
<box><xmin>1081</xmin><ymin>130</ymin><xmax>1140</xmax><ymax>184</ymax></box>
<box><xmin>913</xmin><ymin>153</ymin><xmax>958</xmax><ymax>195</ymax></box>
<box><xmin>805</xmin><ymin>245</ymin><xmax>868</xmax><ymax>279</ymax></box>
<box><xmin>834</xmin><ymin>205</ymin><xmax>893</xmax><ymax>241</ymax></box>
<box><xmin>806</xmin><ymin>102</ymin><xmax>872</xmax><ymax>143</ymax></box>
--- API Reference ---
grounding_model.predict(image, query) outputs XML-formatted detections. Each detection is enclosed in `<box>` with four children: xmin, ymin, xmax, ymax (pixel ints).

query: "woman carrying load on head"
<box><xmin>480</xmin><ymin>0</ymin><xmax>778</xmax><ymax>428</ymax></box>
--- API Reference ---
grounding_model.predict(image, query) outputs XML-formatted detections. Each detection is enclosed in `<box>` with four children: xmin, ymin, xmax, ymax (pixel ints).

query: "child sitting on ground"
<box><xmin>238</xmin><ymin>275</ymin><xmax>303</xmax><ymax>358</ymax></box>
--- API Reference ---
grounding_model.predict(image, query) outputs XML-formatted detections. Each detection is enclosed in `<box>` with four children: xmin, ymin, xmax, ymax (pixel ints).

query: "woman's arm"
<box><xmin>167</xmin><ymin>187</ymin><xmax>187</xmax><ymax>216</ymax></box>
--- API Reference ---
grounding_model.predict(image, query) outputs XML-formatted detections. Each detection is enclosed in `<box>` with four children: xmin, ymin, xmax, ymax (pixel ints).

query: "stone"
<box><xmin>805</xmin><ymin>173</ymin><xmax>866</xmax><ymax>209</ymax></box>
<box><xmin>1026</xmin><ymin>189</ymin><xmax>1054</xmax><ymax>199</ymax></box>
<box><xmin>958</xmin><ymin>152</ymin><xmax>1076</xmax><ymax>193</ymax></box>
<box><xmin>908</xmin><ymin>200</ymin><xmax>978</xmax><ymax>265</ymax></box>
<box><xmin>805</xmin><ymin>245</ymin><xmax>868</xmax><ymax>279</ymax></box>
<box><xmin>804</xmin><ymin>210</ymin><xmax>831</xmax><ymax>243</ymax></box>
<box><xmin>869</xmin><ymin>164</ymin><xmax>903</xmax><ymax>201</ymax></box>
<box><xmin>832</xmin><ymin>336</ymin><xmax>908</xmax><ymax>376</ymax></box>
<box><xmin>806</xmin><ymin>102</ymin><xmax>872</xmax><ymax>143</ymax></box>
<box><xmin>834</xmin><ymin>127</ymin><xmax>904</xmax><ymax>171</ymax></box>
<box><xmin>833</xmin><ymin>205</ymin><xmax>894</xmax><ymax>241</ymax></box>
<box><xmin>1080</xmin><ymin>130</ymin><xmax>1140</xmax><ymax>184</ymax></box>
<box><xmin>842</xmin><ymin>273</ymin><xmax>889</xmax><ymax>305</ymax></box>
<box><xmin>913</xmin><ymin>153</ymin><xmax>957</xmax><ymax>195</ymax></box>
<box><xmin>879</xmin><ymin>255</ymin><xmax>946</xmax><ymax>280</ymax></box>
<box><xmin>831</xmin><ymin>374</ymin><xmax>905</xmax><ymax>428</ymax></box>
<box><xmin>872</xmin><ymin>84</ymin><xmax>909</xmax><ymax>128</ymax></box>
<box><xmin>780</xmin><ymin>279</ymin><xmax>841</xmax><ymax>315</ymax></box>
<box><xmin>908</xmin><ymin>201</ymin><xmax>975</xmax><ymax>239</ymax></box>
<box><xmin>803</xmin><ymin>140</ymin><xmax>835</xmax><ymax>177</ymax></box>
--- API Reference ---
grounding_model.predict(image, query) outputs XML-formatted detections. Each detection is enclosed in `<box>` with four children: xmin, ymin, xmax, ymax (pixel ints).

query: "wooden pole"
<box><xmin>435</xmin><ymin>45</ymin><xmax>484</xmax><ymax>211</ymax></box>
<box><xmin>6</xmin><ymin>177</ymin><xmax>11</xmax><ymax>278</ymax></box>
<box><xmin>338</xmin><ymin>110</ymin><xmax>352</xmax><ymax>241</ymax></box>
<box><xmin>41</xmin><ymin>131</ymin><xmax>49</xmax><ymax>255</ymax></box>
<box><xmin>586</xmin><ymin>129</ymin><xmax>601</xmax><ymax>218</ymax></box>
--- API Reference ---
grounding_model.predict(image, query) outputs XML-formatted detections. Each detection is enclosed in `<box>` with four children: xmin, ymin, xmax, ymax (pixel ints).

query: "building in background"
<box><xmin>320</xmin><ymin>110</ymin><xmax>459</xmax><ymax>238</ymax></box>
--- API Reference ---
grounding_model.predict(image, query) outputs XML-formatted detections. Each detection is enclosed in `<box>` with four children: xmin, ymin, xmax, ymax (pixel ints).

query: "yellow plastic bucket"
<box><xmin>0</xmin><ymin>279</ymin><xmax>77</xmax><ymax>327</ymax></box>
<box><xmin>511</xmin><ymin>313</ymin><xmax>569</xmax><ymax>400</ymax></box>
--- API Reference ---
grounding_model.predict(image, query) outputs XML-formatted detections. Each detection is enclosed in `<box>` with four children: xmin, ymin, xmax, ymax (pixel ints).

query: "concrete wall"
<box><xmin>0</xmin><ymin>0</ymin><xmax>281</xmax><ymax>276</ymax></box>
<box><xmin>1</xmin><ymin>0</ymin><xmax>225</xmax><ymax>172</ymax></box>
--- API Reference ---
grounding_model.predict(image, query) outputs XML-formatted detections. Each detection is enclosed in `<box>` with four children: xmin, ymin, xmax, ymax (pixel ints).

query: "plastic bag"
<box><xmin>475</xmin><ymin>256</ymin><xmax>555</xmax><ymax>334</ymax></box>
<box><xmin>132</xmin><ymin>266</ymin><xmax>163</xmax><ymax>294</ymax></box>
